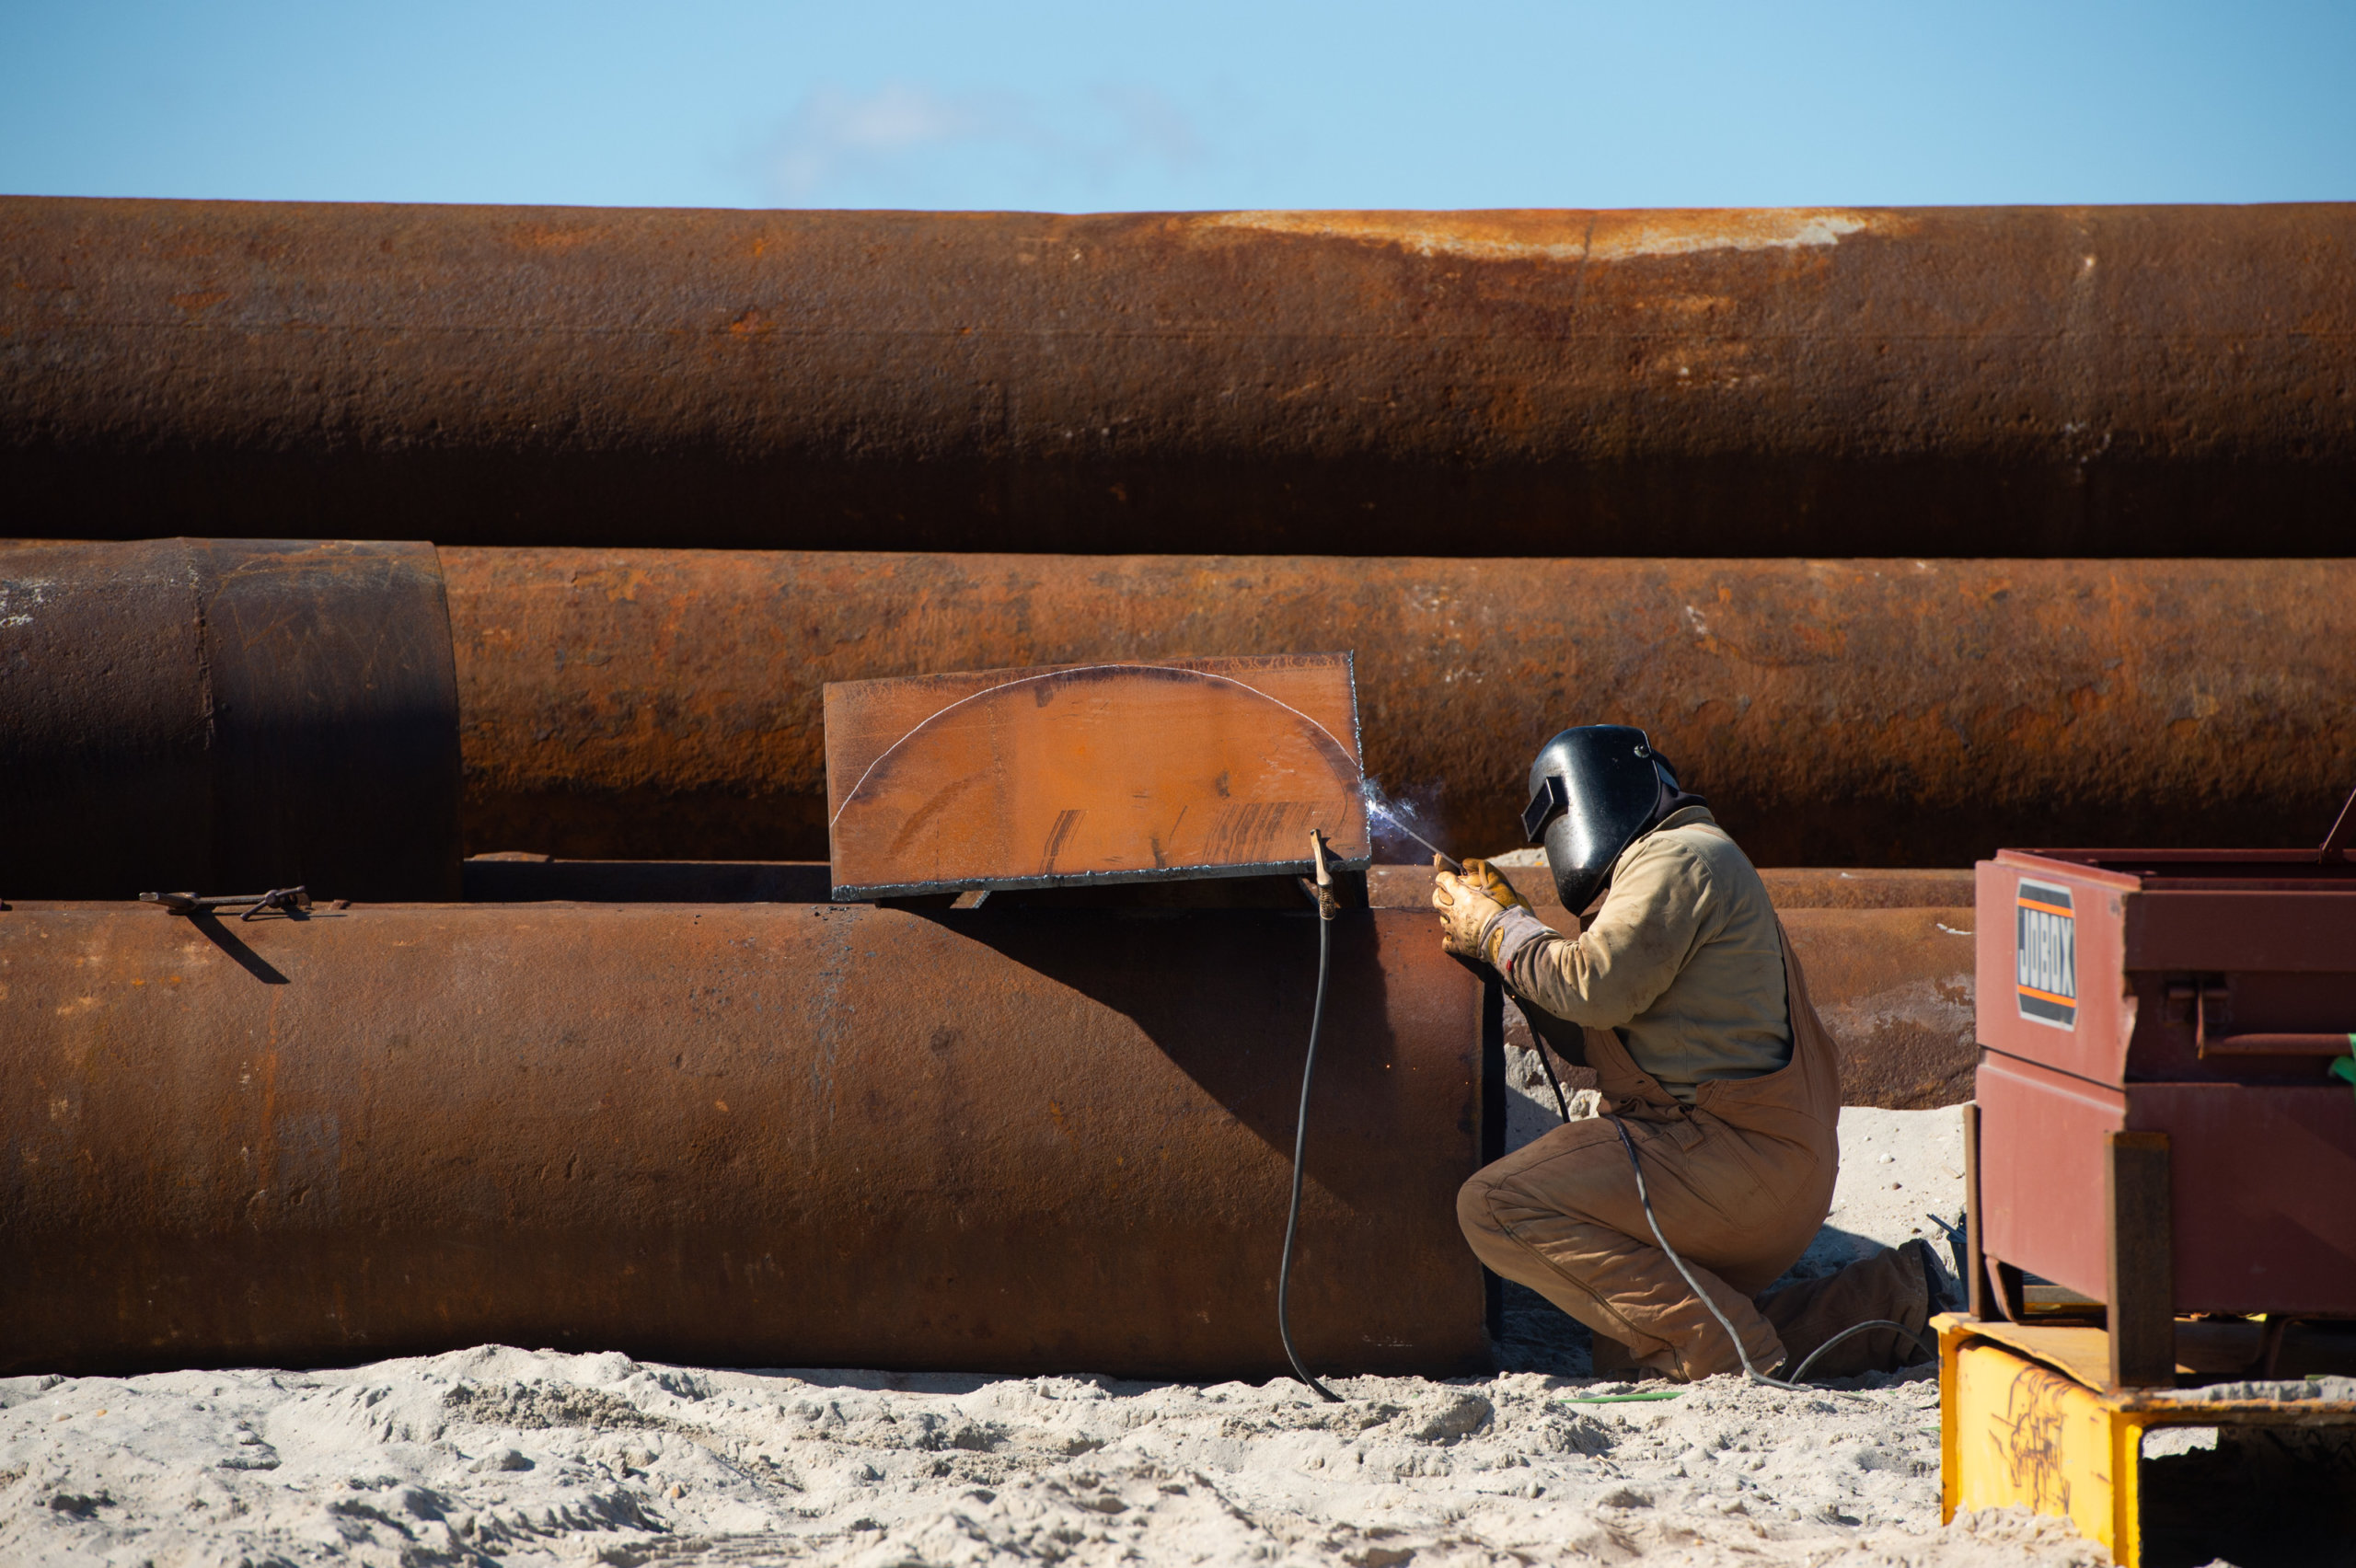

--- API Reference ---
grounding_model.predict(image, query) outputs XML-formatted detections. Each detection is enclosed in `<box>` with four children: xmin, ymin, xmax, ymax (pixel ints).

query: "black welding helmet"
<box><xmin>1520</xmin><ymin>725</ymin><xmax>1681</xmax><ymax>911</ymax></box>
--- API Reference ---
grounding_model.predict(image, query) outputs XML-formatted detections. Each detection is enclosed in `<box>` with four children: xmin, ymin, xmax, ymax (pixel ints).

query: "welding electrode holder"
<box><xmin>1298</xmin><ymin>831</ymin><xmax>1341</xmax><ymax>922</ymax></box>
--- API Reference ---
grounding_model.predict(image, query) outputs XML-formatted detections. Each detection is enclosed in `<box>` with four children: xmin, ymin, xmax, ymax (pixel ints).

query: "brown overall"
<box><xmin>1457</xmin><ymin>919</ymin><xmax>1930</xmax><ymax>1381</ymax></box>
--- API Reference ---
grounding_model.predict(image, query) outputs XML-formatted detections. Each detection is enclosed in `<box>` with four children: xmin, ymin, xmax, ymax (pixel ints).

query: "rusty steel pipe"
<box><xmin>6</xmin><ymin>199</ymin><xmax>2355</xmax><ymax>557</ymax></box>
<box><xmin>0</xmin><ymin>537</ymin><xmax>463</xmax><ymax>901</ymax></box>
<box><xmin>0</xmin><ymin>900</ymin><xmax>1492</xmax><ymax>1379</ymax></box>
<box><xmin>450</xmin><ymin>859</ymin><xmax>1979</xmax><ymax>1108</ymax></box>
<box><xmin>445</xmin><ymin>549</ymin><xmax>2356</xmax><ymax>871</ymax></box>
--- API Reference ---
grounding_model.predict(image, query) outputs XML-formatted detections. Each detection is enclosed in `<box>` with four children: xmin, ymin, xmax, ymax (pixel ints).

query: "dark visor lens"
<box><xmin>1521</xmin><ymin>776</ymin><xmax>1568</xmax><ymax>842</ymax></box>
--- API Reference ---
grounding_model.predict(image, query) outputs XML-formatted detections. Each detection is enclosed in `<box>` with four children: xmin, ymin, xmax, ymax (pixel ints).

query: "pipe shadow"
<box><xmin>916</xmin><ymin>908</ymin><xmax>1408</xmax><ymax>1209</ymax></box>
<box><xmin>187</xmin><ymin>912</ymin><xmax>291</xmax><ymax>984</ymax></box>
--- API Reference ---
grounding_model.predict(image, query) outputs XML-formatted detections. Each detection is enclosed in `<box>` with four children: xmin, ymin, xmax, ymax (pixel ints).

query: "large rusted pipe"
<box><xmin>452</xmin><ymin>858</ymin><xmax>1979</xmax><ymax>1109</ymax></box>
<box><xmin>0</xmin><ymin>900</ymin><xmax>1490</xmax><ymax>1378</ymax></box>
<box><xmin>0</xmin><ymin>537</ymin><xmax>462</xmax><ymax>901</ymax></box>
<box><xmin>445</xmin><ymin>549</ymin><xmax>2356</xmax><ymax>870</ymax></box>
<box><xmin>6</xmin><ymin>199</ymin><xmax>2353</xmax><ymax>556</ymax></box>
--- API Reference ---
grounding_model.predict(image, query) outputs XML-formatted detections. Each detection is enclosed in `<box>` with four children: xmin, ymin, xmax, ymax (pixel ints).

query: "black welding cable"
<box><xmin>1401</xmin><ymin>857</ymin><xmax>1924</xmax><ymax>1391</ymax></box>
<box><xmin>1278</xmin><ymin>890</ymin><xmax>1343</xmax><ymax>1402</ymax></box>
<box><xmin>1604</xmin><ymin>1114</ymin><xmax>1934</xmax><ymax>1392</ymax></box>
<box><xmin>1507</xmin><ymin>933</ymin><xmax>1932</xmax><ymax>1389</ymax></box>
<box><xmin>1530</xmin><ymin>1034</ymin><xmax>1575</xmax><ymax>1124</ymax></box>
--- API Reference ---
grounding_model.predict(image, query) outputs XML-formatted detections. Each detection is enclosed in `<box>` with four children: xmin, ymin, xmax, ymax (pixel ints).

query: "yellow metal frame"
<box><xmin>1939</xmin><ymin>1322</ymin><xmax>2146</xmax><ymax>1559</ymax></box>
<box><xmin>1936</xmin><ymin>1312</ymin><xmax>2356</xmax><ymax>1567</ymax></box>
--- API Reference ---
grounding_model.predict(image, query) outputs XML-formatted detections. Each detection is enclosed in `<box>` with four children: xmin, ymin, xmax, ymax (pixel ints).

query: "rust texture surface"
<box><xmin>0</xmin><ymin>902</ymin><xmax>1488</xmax><ymax>1379</ymax></box>
<box><xmin>450</xmin><ymin>858</ymin><xmax>1973</xmax><ymax>1105</ymax></box>
<box><xmin>825</xmin><ymin>655</ymin><xmax>1369</xmax><ymax>898</ymax></box>
<box><xmin>444</xmin><ymin>549</ymin><xmax>2356</xmax><ymax>869</ymax></box>
<box><xmin>1782</xmin><ymin>907</ymin><xmax>1978</xmax><ymax>1108</ymax></box>
<box><xmin>6</xmin><ymin>199</ymin><xmax>2354</xmax><ymax>556</ymax></box>
<box><xmin>0</xmin><ymin>537</ymin><xmax>462</xmax><ymax>901</ymax></box>
<box><xmin>1748</xmin><ymin>868</ymin><xmax>1977</xmax><ymax>910</ymax></box>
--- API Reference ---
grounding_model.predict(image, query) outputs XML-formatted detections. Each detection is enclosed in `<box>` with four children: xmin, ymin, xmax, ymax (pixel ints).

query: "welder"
<box><xmin>1435</xmin><ymin>725</ymin><xmax>1945</xmax><ymax>1382</ymax></box>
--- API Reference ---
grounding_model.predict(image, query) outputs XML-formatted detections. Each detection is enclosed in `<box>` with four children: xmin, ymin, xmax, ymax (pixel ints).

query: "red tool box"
<box><xmin>1969</xmin><ymin>829</ymin><xmax>2356</xmax><ymax>1386</ymax></box>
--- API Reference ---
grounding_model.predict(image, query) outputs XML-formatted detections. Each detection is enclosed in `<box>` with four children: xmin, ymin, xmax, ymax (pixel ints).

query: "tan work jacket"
<box><xmin>1488</xmin><ymin>805</ymin><xmax>1792</xmax><ymax>1102</ymax></box>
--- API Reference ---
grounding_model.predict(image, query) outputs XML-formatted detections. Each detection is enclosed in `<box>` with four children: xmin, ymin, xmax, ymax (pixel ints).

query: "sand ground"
<box><xmin>2</xmin><ymin>1104</ymin><xmax>2108</xmax><ymax>1566</ymax></box>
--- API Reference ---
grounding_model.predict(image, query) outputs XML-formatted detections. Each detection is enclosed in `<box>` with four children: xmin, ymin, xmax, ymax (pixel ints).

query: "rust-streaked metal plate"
<box><xmin>825</xmin><ymin>655</ymin><xmax>1369</xmax><ymax>899</ymax></box>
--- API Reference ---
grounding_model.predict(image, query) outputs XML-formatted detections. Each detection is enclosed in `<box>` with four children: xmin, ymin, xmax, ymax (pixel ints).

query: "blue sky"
<box><xmin>4</xmin><ymin>1</ymin><xmax>2350</xmax><ymax>211</ymax></box>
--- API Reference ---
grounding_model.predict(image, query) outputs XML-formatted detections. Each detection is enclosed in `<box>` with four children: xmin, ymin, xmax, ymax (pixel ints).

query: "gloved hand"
<box><xmin>1433</xmin><ymin>854</ymin><xmax>1520</xmax><ymax>963</ymax></box>
<box><xmin>1461</xmin><ymin>858</ymin><xmax>1530</xmax><ymax>915</ymax></box>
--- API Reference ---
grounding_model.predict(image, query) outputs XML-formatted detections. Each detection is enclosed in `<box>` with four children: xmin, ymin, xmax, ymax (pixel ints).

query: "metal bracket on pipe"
<box><xmin>140</xmin><ymin>887</ymin><xmax>313</xmax><ymax>921</ymax></box>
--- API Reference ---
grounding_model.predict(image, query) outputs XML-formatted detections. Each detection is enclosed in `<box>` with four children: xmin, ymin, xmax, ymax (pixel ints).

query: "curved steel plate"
<box><xmin>825</xmin><ymin>655</ymin><xmax>1369</xmax><ymax>898</ymax></box>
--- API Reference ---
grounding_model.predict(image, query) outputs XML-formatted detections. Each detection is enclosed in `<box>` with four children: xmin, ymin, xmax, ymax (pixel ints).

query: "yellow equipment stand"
<box><xmin>1937</xmin><ymin>1312</ymin><xmax>2356</xmax><ymax>1565</ymax></box>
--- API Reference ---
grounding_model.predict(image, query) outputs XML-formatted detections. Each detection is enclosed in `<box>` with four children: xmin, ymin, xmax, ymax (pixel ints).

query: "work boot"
<box><xmin>1925</xmin><ymin>1212</ymin><xmax>1969</xmax><ymax>1290</ymax></box>
<box><xmin>1914</xmin><ymin>1231</ymin><xmax>1963</xmax><ymax>1316</ymax></box>
<box><xmin>1754</xmin><ymin>1241</ymin><xmax>1937</xmax><ymax>1380</ymax></box>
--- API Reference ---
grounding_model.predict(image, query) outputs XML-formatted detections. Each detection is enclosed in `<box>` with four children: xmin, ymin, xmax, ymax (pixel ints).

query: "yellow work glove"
<box><xmin>1461</xmin><ymin>858</ymin><xmax>1530</xmax><ymax>915</ymax></box>
<box><xmin>1432</xmin><ymin>855</ymin><xmax>1526</xmax><ymax>963</ymax></box>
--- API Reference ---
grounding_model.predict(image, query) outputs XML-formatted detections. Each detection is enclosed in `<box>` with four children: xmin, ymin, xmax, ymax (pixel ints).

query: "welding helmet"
<box><xmin>1520</xmin><ymin>726</ymin><xmax>1682</xmax><ymax>912</ymax></box>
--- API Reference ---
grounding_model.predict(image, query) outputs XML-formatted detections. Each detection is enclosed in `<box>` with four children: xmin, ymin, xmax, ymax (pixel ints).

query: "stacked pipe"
<box><xmin>7</xmin><ymin>200</ymin><xmax>2352</xmax><ymax>556</ymax></box>
<box><xmin>6</xmin><ymin>198</ymin><xmax>2353</xmax><ymax>1377</ymax></box>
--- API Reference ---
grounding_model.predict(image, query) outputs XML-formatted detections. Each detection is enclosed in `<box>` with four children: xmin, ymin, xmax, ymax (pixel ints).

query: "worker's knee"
<box><xmin>1455</xmin><ymin>1152</ymin><xmax>1586</xmax><ymax>1260</ymax></box>
<box><xmin>1457</xmin><ymin>1167</ymin><xmax>1549</xmax><ymax>1274</ymax></box>
<box><xmin>1459</xmin><ymin>1170</ymin><xmax>1567</xmax><ymax>1299</ymax></box>
<box><xmin>1455</xmin><ymin>1168</ymin><xmax>1505</xmax><ymax>1249</ymax></box>
<box><xmin>1462</xmin><ymin>1132</ymin><xmax>1624</xmax><ymax>1230</ymax></box>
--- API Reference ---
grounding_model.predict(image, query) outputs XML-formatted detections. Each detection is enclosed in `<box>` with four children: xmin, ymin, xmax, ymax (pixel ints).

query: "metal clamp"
<box><xmin>1298</xmin><ymin>830</ymin><xmax>1340</xmax><ymax>921</ymax></box>
<box><xmin>140</xmin><ymin>886</ymin><xmax>313</xmax><ymax>921</ymax></box>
